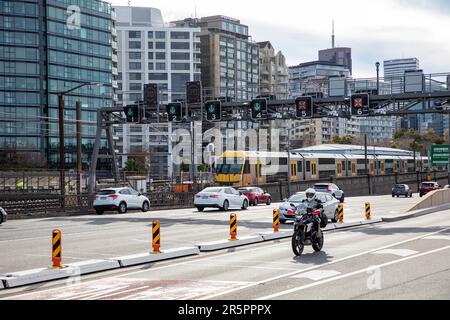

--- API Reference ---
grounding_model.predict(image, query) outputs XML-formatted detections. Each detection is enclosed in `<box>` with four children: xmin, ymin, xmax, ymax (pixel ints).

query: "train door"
<box><xmin>290</xmin><ymin>161</ymin><xmax>298</xmax><ymax>182</ymax></box>
<box><xmin>255</xmin><ymin>160</ymin><xmax>263</xmax><ymax>185</ymax></box>
<box><xmin>311</xmin><ymin>161</ymin><xmax>318</xmax><ymax>179</ymax></box>
<box><xmin>336</xmin><ymin>161</ymin><xmax>343</xmax><ymax>177</ymax></box>
<box><xmin>381</xmin><ymin>160</ymin><xmax>385</xmax><ymax>175</ymax></box>
<box><xmin>351</xmin><ymin>161</ymin><xmax>357</xmax><ymax>177</ymax></box>
<box><xmin>242</xmin><ymin>159</ymin><xmax>252</xmax><ymax>185</ymax></box>
<box><xmin>370</xmin><ymin>160</ymin><xmax>375</xmax><ymax>175</ymax></box>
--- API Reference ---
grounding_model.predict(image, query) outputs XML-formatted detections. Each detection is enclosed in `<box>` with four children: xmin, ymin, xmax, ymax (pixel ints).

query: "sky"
<box><xmin>106</xmin><ymin>0</ymin><xmax>450</xmax><ymax>78</ymax></box>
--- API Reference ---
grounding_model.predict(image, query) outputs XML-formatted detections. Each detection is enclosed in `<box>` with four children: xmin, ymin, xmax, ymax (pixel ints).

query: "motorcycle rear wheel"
<box><xmin>292</xmin><ymin>231</ymin><xmax>305</xmax><ymax>256</ymax></box>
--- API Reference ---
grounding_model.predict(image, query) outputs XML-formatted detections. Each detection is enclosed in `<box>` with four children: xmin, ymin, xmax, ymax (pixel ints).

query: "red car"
<box><xmin>238</xmin><ymin>187</ymin><xmax>272</xmax><ymax>206</ymax></box>
<box><xmin>419</xmin><ymin>182</ymin><xmax>440</xmax><ymax>197</ymax></box>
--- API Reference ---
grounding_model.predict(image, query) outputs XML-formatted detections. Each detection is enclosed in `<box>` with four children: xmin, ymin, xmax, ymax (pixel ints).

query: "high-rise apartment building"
<box><xmin>0</xmin><ymin>0</ymin><xmax>117</xmax><ymax>169</ymax></box>
<box><xmin>383</xmin><ymin>58</ymin><xmax>420</xmax><ymax>94</ymax></box>
<box><xmin>113</xmin><ymin>6</ymin><xmax>201</xmax><ymax>178</ymax></box>
<box><xmin>257</xmin><ymin>41</ymin><xmax>289</xmax><ymax>99</ymax></box>
<box><xmin>172</xmin><ymin>15</ymin><xmax>260</xmax><ymax>102</ymax></box>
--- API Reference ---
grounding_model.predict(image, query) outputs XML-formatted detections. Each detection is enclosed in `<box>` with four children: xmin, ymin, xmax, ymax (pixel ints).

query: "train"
<box><xmin>214</xmin><ymin>150</ymin><xmax>429</xmax><ymax>186</ymax></box>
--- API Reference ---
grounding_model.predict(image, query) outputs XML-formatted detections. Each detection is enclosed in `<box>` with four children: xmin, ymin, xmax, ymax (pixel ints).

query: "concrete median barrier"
<box><xmin>259</xmin><ymin>231</ymin><xmax>293</xmax><ymax>241</ymax></box>
<box><xmin>383</xmin><ymin>203</ymin><xmax>450</xmax><ymax>222</ymax></box>
<box><xmin>114</xmin><ymin>247</ymin><xmax>200</xmax><ymax>268</ymax></box>
<box><xmin>197</xmin><ymin>235</ymin><xmax>265</xmax><ymax>252</ymax></box>
<box><xmin>2</xmin><ymin>259</ymin><xmax>121</xmax><ymax>288</ymax></box>
<box><xmin>0</xmin><ymin>279</ymin><xmax>5</xmax><ymax>290</ymax></box>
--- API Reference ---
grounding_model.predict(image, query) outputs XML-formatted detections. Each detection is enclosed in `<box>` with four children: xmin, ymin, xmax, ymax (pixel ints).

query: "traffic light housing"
<box><xmin>123</xmin><ymin>104</ymin><xmax>140</xmax><ymax>123</ymax></box>
<box><xmin>186</xmin><ymin>81</ymin><xmax>202</xmax><ymax>104</ymax></box>
<box><xmin>166</xmin><ymin>102</ymin><xmax>182</xmax><ymax>121</ymax></box>
<box><xmin>251</xmin><ymin>98</ymin><xmax>267</xmax><ymax>119</ymax></box>
<box><xmin>295</xmin><ymin>96</ymin><xmax>314</xmax><ymax>118</ymax></box>
<box><xmin>205</xmin><ymin>100</ymin><xmax>221</xmax><ymax>121</ymax></box>
<box><xmin>144</xmin><ymin>83</ymin><xmax>158</xmax><ymax>110</ymax></box>
<box><xmin>351</xmin><ymin>94</ymin><xmax>370</xmax><ymax>116</ymax></box>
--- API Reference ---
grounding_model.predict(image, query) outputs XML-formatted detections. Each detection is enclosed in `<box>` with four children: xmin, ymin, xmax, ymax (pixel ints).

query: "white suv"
<box><xmin>93</xmin><ymin>187</ymin><xmax>150</xmax><ymax>215</ymax></box>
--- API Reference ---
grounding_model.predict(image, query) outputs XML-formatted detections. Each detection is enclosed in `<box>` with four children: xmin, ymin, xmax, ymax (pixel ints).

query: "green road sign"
<box><xmin>431</xmin><ymin>145</ymin><xmax>450</xmax><ymax>168</ymax></box>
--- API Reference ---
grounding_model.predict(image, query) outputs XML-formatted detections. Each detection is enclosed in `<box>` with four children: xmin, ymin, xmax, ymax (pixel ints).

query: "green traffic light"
<box><xmin>254</xmin><ymin>103</ymin><xmax>261</xmax><ymax>111</ymax></box>
<box><xmin>169</xmin><ymin>106</ymin><xmax>177</xmax><ymax>114</ymax></box>
<box><xmin>208</xmin><ymin>104</ymin><xmax>216</xmax><ymax>113</ymax></box>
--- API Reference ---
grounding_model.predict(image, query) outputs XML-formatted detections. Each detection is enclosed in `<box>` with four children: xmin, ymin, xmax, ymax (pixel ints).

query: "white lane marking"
<box><xmin>372</xmin><ymin>249</ymin><xmax>418</xmax><ymax>257</ymax></box>
<box><xmin>291</xmin><ymin>270</ymin><xmax>341</xmax><ymax>281</ymax></box>
<box><xmin>257</xmin><ymin>245</ymin><xmax>450</xmax><ymax>300</ymax></box>
<box><xmin>200</xmin><ymin>226</ymin><xmax>450</xmax><ymax>300</ymax></box>
<box><xmin>423</xmin><ymin>235</ymin><xmax>450</xmax><ymax>241</ymax></box>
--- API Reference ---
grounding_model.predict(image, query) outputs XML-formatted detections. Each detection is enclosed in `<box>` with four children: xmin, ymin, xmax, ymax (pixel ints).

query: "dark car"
<box><xmin>392</xmin><ymin>184</ymin><xmax>413</xmax><ymax>198</ymax></box>
<box><xmin>314</xmin><ymin>183</ymin><xmax>345</xmax><ymax>203</ymax></box>
<box><xmin>237</xmin><ymin>187</ymin><xmax>271</xmax><ymax>206</ymax></box>
<box><xmin>0</xmin><ymin>207</ymin><xmax>7</xmax><ymax>225</ymax></box>
<box><xmin>419</xmin><ymin>182</ymin><xmax>440</xmax><ymax>197</ymax></box>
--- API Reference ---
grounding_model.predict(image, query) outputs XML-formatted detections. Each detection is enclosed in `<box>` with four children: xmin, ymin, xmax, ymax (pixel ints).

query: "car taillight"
<box><xmin>108</xmin><ymin>194</ymin><xmax>119</xmax><ymax>199</ymax></box>
<box><xmin>287</xmin><ymin>209</ymin><xmax>295</xmax><ymax>215</ymax></box>
<box><xmin>312</xmin><ymin>210</ymin><xmax>321</xmax><ymax>216</ymax></box>
<box><xmin>209</xmin><ymin>195</ymin><xmax>219</xmax><ymax>199</ymax></box>
<box><xmin>327</xmin><ymin>187</ymin><xmax>332</xmax><ymax>192</ymax></box>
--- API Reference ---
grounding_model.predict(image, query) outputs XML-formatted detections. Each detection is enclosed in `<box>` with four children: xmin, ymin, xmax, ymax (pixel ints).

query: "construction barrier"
<box><xmin>229</xmin><ymin>213</ymin><xmax>238</xmax><ymax>241</ymax></box>
<box><xmin>152</xmin><ymin>220</ymin><xmax>161</xmax><ymax>253</ymax></box>
<box><xmin>365</xmin><ymin>202</ymin><xmax>371</xmax><ymax>220</ymax></box>
<box><xmin>273</xmin><ymin>209</ymin><xmax>280</xmax><ymax>233</ymax></box>
<box><xmin>338</xmin><ymin>204</ymin><xmax>344</xmax><ymax>224</ymax></box>
<box><xmin>51</xmin><ymin>229</ymin><xmax>62</xmax><ymax>269</ymax></box>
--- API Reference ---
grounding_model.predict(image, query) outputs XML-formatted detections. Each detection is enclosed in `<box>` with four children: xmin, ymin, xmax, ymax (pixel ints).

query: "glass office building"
<box><xmin>0</xmin><ymin>0</ymin><xmax>117</xmax><ymax>169</ymax></box>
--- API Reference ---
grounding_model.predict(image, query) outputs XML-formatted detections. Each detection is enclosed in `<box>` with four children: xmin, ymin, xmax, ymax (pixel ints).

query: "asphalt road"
<box><xmin>1</xmin><ymin>208</ymin><xmax>449</xmax><ymax>300</ymax></box>
<box><xmin>0</xmin><ymin>194</ymin><xmax>421</xmax><ymax>274</ymax></box>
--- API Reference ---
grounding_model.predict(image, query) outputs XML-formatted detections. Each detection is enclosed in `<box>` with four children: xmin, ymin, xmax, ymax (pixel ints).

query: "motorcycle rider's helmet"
<box><xmin>305</xmin><ymin>188</ymin><xmax>316</xmax><ymax>202</ymax></box>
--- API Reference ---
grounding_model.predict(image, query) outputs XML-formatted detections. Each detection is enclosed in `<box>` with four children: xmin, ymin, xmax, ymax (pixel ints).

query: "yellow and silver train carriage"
<box><xmin>214</xmin><ymin>150</ymin><xmax>428</xmax><ymax>186</ymax></box>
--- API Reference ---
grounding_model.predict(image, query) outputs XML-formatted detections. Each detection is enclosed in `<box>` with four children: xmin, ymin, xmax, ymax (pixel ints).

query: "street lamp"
<box><xmin>375</xmin><ymin>62</ymin><xmax>380</xmax><ymax>95</ymax></box>
<box><xmin>57</xmin><ymin>82</ymin><xmax>104</xmax><ymax>200</ymax></box>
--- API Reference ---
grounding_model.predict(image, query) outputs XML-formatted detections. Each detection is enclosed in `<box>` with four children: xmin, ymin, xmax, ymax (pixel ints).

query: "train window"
<box><xmin>351</xmin><ymin>163</ymin><xmax>356</xmax><ymax>174</ymax></box>
<box><xmin>337</xmin><ymin>162</ymin><xmax>342</xmax><ymax>175</ymax></box>
<box><xmin>318</xmin><ymin>158</ymin><xmax>335</xmax><ymax>165</ymax></box>
<box><xmin>255</xmin><ymin>164</ymin><xmax>259</xmax><ymax>177</ymax></box>
<box><xmin>280</xmin><ymin>158</ymin><xmax>288</xmax><ymax>165</ymax></box>
<box><xmin>259</xmin><ymin>164</ymin><xmax>262</xmax><ymax>177</ymax></box>
<box><xmin>306</xmin><ymin>161</ymin><xmax>311</xmax><ymax>172</ymax></box>
<box><xmin>291</xmin><ymin>164</ymin><xmax>297</xmax><ymax>176</ymax></box>
<box><xmin>357</xmin><ymin>159</ymin><xmax>366</xmax><ymax>165</ymax></box>
<box><xmin>297</xmin><ymin>161</ymin><xmax>303</xmax><ymax>172</ymax></box>
<box><xmin>342</xmin><ymin>161</ymin><xmax>346</xmax><ymax>171</ymax></box>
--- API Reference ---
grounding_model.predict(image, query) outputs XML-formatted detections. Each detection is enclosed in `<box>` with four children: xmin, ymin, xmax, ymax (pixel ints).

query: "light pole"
<box><xmin>375</xmin><ymin>62</ymin><xmax>380</xmax><ymax>95</ymax></box>
<box><xmin>57</xmin><ymin>82</ymin><xmax>103</xmax><ymax>201</ymax></box>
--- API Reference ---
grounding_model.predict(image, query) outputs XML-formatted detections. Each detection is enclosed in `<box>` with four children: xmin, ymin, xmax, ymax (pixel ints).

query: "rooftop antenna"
<box><xmin>195</xmin><ymin>4</ymin><xmax>197</xmax><ymax>19</ymax></box>
<box><xmin>332</xmin><ymin>20</ymin><xmax>335</xmax><ymax>48</ymax></box>
<box><xmin>128</xmin><ymin>0</ymin><xmax>131</xmax><ymax>6</ymax></box>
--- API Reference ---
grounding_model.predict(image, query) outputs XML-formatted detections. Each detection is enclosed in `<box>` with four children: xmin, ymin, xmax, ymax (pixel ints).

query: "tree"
<box><xmin>124</xmin><ymin>159</ymin><xmax>141</xmax><ymax>172</ymax></box>
<box><xmin>330</xmin><ymin>135</ymin><xmax>355</xmax><ymax>145</ymax></box>
<box><xmin>181</xmin><ymin>161</ymin><xmax>190</xmax><ymax>173</ymax></box>
<box><xmin>391</xmin><ymin>129</ymin><xmax>445</xmax><ymax>156</ymax></box>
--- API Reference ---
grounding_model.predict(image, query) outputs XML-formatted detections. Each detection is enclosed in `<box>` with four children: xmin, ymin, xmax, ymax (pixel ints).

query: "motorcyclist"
<box><xmin>302</xmin><ymin>188</ymin><xmax>323</xmax><ymax>239</ymax></box>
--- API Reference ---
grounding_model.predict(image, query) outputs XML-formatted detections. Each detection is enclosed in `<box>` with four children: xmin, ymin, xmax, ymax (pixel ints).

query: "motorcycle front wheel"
<box><xmin>292</xmin><ymin>230</ymin><xmax>305</xmax><ymax>256</ymax></box>
<box><xmin>312</xmin><ymin>230</ymin><xmax>324</xmax><ymax>252</ymax></box>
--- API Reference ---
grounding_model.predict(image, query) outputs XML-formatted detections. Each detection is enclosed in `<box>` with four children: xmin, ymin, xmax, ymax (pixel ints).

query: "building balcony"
<box><xmin>112</xmin><ymin>67</ymin><xmax>118</xmax><ymax>75</ymax></box>
<box><xmin>112</xmin><ymin>80</ymin><xmax>118</xmax><ymax>88</ymax></box>
<box><xmin>194</xmin><ymin>37</ymin><xmax>201</xmax><ymax>43</ymax></box>
<box><xmin>112</xmin><ymin>54</ymin><xmax>118</xmax><ymax>63</ymax></box>
<box><xmin>112</xmin><ymin>28</ymin><xmax>117</xmax><ymax>37</ymax></box>
<box><xmin>112</xmin><ymin>42</ymin><xmax>118</xmax><ymax>50</ymax></box>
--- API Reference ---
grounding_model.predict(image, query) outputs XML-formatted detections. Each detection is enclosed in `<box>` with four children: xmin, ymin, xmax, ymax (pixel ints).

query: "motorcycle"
<box><xmin>291</xmin><ymin>202</ymin><xmax>325</xmax><ymax>256</ymax></box>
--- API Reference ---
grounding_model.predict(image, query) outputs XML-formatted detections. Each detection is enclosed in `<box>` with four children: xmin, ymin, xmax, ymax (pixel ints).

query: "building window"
<box><xmin>155</xmin><ymin>63</ymin><xmax>166</xmax><ymax>70</ymax></box>
<box><xmin>170</xmin><ymin>32</ymin><xmax>190</xmax><ymax>39</ymax></box>
<box><xmin>171</xmin><ymin>42</ymin><xmax>190</xmax><ymax>50</ymax></box>
<box><xmin>129</xmin><ymin>73</ymin><xmax>141</xmax><ymax>80</ymax></box>
<box><xmin>129</xmin><ymin>62</ymin><xmax>141</xmax><ymax>70</ymax></box>
<box><xmin>128</xmin><ymin>31</ymin><xmax>141</xmax><ymax>38</ymax></box>
<box><xmin>171</xmin><ymin>63</ymin><xmax>190</xmax><ymax>71</ymax></box>
<box><xmin>155</xmin><ymin>52</ymin><xmax>166</xmax><ymax>60</ymax></box>
<box><xmin>155</xmin><ymin>42</ymin><xmax>165</xmax><ymax>49</ymax></box>
<box><xmin>128</xmin><ymin>52</ymin><xmax>141</xmax><ymax>59</ymax></box>
<box><xmin>148</xmin><ymin>52</ymin><xmax>153</xmax><ymax>59</ymax></box>
<box><xmin>171</xmin><ymin>52</ymin><xmax>190</xmax><ymax>60</ymax></box>
<box><xmin>148</xmin><ymin>42</ymin><xmax>153</xmax><ymax>49</ymax></box>
<box><xmin>148</xmin><ymin>73</ymin><xmax>168</xmax><ymax>80</ymax></box>
<box><xmin>128</xmin><ymin>41</ymin><xmax>141</xmax><ymax>49</ymax></box>
<box><xmin>155</xmin><ymin>31</ymin><xmax>166</xmax><ymax>39</ymax></box>
<box><xmin>129</xmin><ymin>83</ymin><xmax>142</xmax><ymax>91</ymax></box>
<box><xmin>148</xmin><ymin>31</ymin><xmax>153</xmax><ymax>39</ymax></box>
<box><xmin>148</xmin><ymin>62</ymin><xmax>154</xmax><ymax>70</ymax></box>
<box><xmin>171</xmin><ymin>73</ymin><xmax>190</xmax><ymax>91</ymax></box>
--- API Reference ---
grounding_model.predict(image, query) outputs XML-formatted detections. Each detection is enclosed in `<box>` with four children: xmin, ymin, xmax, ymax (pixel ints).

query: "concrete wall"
<box><xmin>407</xmin><ymin>188</ymin><xmax>450</xmax><ymax>212</ymax></box>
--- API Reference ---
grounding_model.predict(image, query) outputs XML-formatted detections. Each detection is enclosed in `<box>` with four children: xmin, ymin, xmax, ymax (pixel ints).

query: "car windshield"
<box><xmin>314</xmin><ymin>184</ymin><xmax>329</xmax><ymax>190</ymax></box>
<box><xmin>395</xmin><ymin>185</ymin><xmax>405</xmax><ymax>189</ymax></box>
<box><xmin>202</xmin><ymin>188</ymin><xmax>223</xmax><ymax>193</ymax></box>
<box><xmin>238</xmin><ymin>188</ymin><xmax>251</xmax><ymax>192</ymax></box>
<box><xmin>98</xmin><ymin>190</ymin><xmax>116</xmax><ymax>195</ymax></box>
<box><xmin>288</xmin><ymin>193</ymin><xmax>307</xmax><ymax>202</ymax></box>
